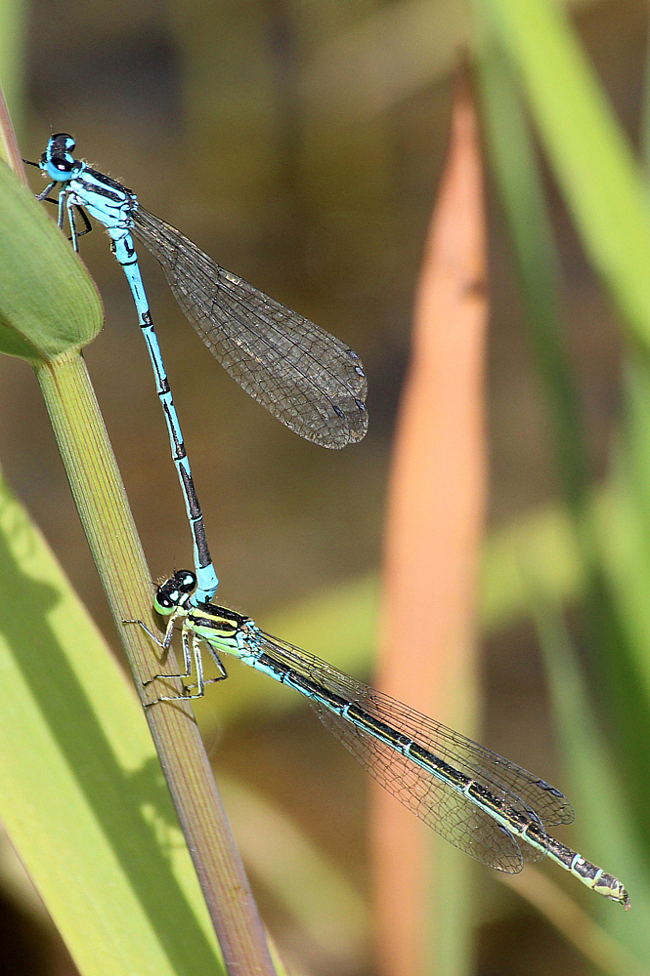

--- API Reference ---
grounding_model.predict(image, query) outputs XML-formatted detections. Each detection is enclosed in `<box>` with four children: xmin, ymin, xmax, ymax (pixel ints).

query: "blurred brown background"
<box><xmin>0</xmin><ymin>1</ymin><xmax>645</xmax><ymax>974</ymax></box>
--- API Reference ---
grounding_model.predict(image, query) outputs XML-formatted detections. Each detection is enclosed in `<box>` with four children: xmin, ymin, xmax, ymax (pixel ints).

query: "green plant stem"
<box><xmin>36</xmin><ymin>351</ymin><xmax>276</xmax><ymax>976</ymax></box>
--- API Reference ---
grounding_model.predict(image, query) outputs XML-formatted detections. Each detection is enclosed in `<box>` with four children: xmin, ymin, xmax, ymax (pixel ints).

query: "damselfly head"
<box><xmin>49</xmin><ymin>133</ymin><xmax>76</xmax><ymax>155</ymax></box>
<box><xmin>40</xmin><ymin>133</ymin><xmax>78</xmax><ymax>180</ymax></box>
<box><xmin>153</xmin><ymin>570</ymin><xmax>197</xmax><ymax>615</ymax></box>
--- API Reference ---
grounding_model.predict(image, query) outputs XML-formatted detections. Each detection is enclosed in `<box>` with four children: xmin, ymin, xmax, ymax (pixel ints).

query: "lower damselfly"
<box><xmin>30</xmin><ymin>133</ymin><xmax>368</xmax><ymax>604</ymax></box>
<box><xmin>128</xmin><ymin>570</ymin><xmax>630</xmax><ymax>909</ymax></box>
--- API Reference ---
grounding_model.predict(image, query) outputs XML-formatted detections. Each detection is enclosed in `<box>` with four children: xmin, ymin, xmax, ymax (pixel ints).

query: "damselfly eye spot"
<box><xmin>51</xmin><ymin>155</ymin><xmax>73</xmax><ymax>174</ymax></box>
<box><xmin>175</xmin><ymin>570</ymin><xmax>197</xmax><ymax>594</ymax></box>
<box><xmin>154</xmin><ymin>584</ymin><xmax>181</xmax><ymax>613</ymax></box>
<box><xmin>50</xmin><ymin>133</ymin><xmax>76</xmax><ymax>151</ymax></box>
<box><xmin>154</xmin><ymin>570</ymin><xmax>196</xmax><ymax>614</ymax></box>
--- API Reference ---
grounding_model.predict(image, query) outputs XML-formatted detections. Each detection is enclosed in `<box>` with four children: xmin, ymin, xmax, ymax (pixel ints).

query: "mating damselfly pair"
<box><xmin>32</xmin><ymin>134</ymin><xmax>629</xmax><ymax>909</ymax></box>
<box><xmin>126</xmin><ymin>569</ymin><xmax>629</xmax><ymax>909</ymax></box>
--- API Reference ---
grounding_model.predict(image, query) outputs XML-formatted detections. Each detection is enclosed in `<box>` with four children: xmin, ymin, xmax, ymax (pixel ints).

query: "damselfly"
<box><xmin>128</xmin><ymin>569</ymin><xmax>630</xmax><ymax>909</ymax></box>
<box><xmin>30</xmin><ymin>134</ymin><xmax>368</xmax><ymax>603</ymax></box>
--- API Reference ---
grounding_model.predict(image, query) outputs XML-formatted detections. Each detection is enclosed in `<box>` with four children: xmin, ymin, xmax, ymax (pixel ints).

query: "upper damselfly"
<box><xmin>30</xmin><ymin>134</ymin><xmax>368</xmax><ymax>603</ymax></box>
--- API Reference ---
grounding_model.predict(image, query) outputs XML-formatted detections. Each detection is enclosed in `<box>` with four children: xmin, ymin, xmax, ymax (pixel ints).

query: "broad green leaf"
<box><xmin>0</xmin><ymin>160</ymin><xmax>102</xmax><ymax>362</ymax></box>
<box><xmin>0</xmin><ymin>471</ymin><xmax>222</xmax><ymax>976</ymax></box>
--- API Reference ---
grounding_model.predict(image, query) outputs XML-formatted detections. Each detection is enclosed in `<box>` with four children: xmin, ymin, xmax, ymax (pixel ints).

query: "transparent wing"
<box><xmin>315</xmin><ymin>704</ymin><xmax>531</xmax><ymax>872</ymax></box>
<box><xmin>132</xmin><ymin>206</ymin><xmax>368</xmax><ymax>449</ymax></box>
<box><xmin>239</xmin><ymin>627</ymin><xmax>575</xmax><ymax>872</ymax></box>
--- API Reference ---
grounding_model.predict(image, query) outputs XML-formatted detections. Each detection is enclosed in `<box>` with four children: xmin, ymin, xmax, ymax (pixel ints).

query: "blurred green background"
<box><xmin>2</xmin><ymin>0</ymin><xmax>650</xmax><ymax>974</ymax></box>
